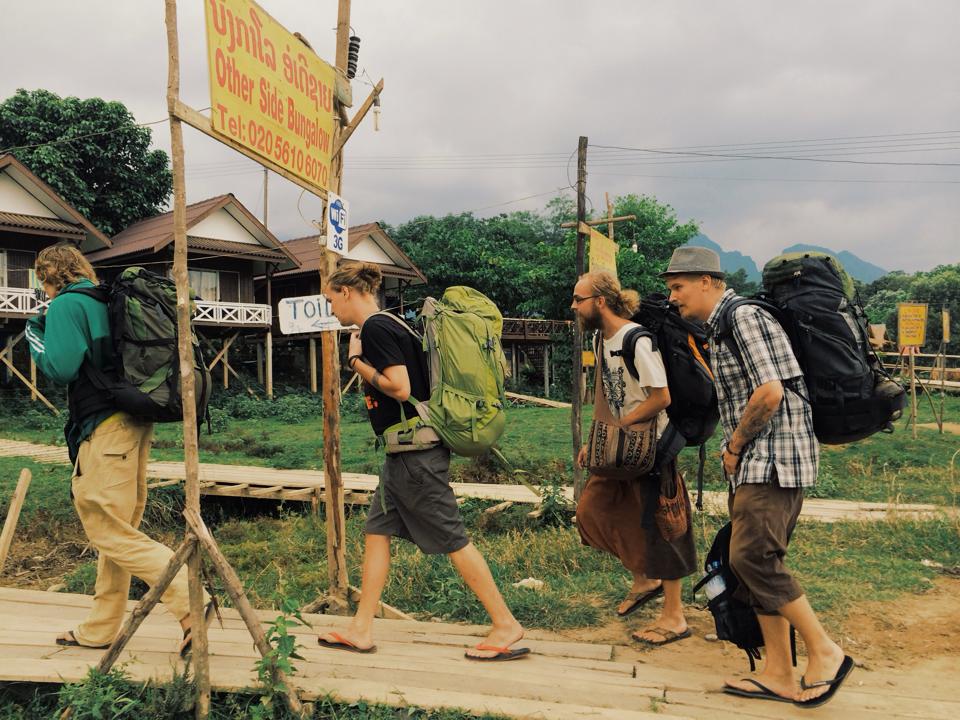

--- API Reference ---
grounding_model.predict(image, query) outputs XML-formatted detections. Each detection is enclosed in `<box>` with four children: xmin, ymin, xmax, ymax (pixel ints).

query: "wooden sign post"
<box><xmin>898</xmin><ymin>302</ymin><xmax>928</xmax><ymax>439</ymax></box>
<box><xmin>560</xmin><ymin>188</ymin><xmax>635</xmax><ymax>500</ymax></box>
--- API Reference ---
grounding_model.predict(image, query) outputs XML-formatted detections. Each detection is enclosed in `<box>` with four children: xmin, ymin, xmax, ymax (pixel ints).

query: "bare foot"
<box><xmin>797</xmin><ymin>642</ymin><xmax>846</xmax><ymax>704</ymax></box>
<box><xmin>724</xmin><ymin>673</ymin><xmax>797</xmax><ymax>702</ymax></box>
<box><xmin>617</xmin><ymin>578</ymin><xmax>662</xmax><ymax>615</ymax></box>
<box><xmin>318</xmin><ymin>626</ymin><xmax>375</xmax><ymax>652</ymax></box>
<box><xmin>465</xmin><ymin>620</ymin><xmax>525</xmax><ymax>659</ymax></box>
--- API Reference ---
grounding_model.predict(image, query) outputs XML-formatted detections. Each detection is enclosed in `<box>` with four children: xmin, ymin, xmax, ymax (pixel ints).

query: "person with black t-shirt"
<box><xmin>316</xmin><ymin>262</ymin><xmax>528</xmax><ymax>661</ymax></box>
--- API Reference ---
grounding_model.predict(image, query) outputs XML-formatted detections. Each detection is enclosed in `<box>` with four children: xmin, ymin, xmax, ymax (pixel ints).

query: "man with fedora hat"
<box><xmin>661</xmin><ymin>246</ymin><xmax>852</xmax><ymax>708</ymax></box>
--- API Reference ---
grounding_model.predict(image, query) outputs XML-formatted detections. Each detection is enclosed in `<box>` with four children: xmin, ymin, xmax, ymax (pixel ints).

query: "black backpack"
<box><xmin>66</xmin><ymin>267</ymin><xmax>212</xmax><ymax>428</ymax></box>
<box><xmin>616</xmin><ymin>294</ymin><xmax>720</xmax><ymax>507</ymax></box>
<box><xmin>692</xmin><ymin>522</ymin><xmax>796</xmax><ymax>671</ymax></box>
<box><xmin>716</xmin><ymin>252</ymin><xmax>906</xmax><ymax>445</ymax></box>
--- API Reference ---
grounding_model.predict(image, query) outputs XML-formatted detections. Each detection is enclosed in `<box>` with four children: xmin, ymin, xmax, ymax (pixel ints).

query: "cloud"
<box><xmin>1</xmin><ymin>0</ymin><xmax>957</xmax><ymax>272</ymax></box>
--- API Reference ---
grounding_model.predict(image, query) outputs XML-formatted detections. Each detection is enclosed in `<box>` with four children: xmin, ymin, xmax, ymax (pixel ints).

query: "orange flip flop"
<box><xmin>465</xmin><ymin>643</ymin><xmax>531</xmax><ymax>661</ymax></box>
<box><xmin>317</xmin><ymin>631</ymin><xmax>377</xmax><ymax>654</ymax></box>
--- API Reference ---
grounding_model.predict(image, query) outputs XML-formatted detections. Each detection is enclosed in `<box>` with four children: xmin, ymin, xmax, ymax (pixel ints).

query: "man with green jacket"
<box><xmin>27</xmin><ymin>244</ymin><xmax>206</xmax><ymax>655</ymax></box>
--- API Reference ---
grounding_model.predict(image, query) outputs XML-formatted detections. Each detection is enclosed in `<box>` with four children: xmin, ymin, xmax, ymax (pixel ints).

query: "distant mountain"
<box><xmin>780</xmin><ymin>244</ymin><xmax>888</xmax><ymax>283</ymax></box>
<box><xmin>685</xmin><ymin>234</ymin><xmax>760</xmax><ymax>280</ymax></box>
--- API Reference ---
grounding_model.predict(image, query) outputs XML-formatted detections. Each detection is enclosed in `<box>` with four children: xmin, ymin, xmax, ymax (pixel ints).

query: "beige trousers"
<box><xmin>71</xmin><ymin>413</ymin><xmax>197</xmax><ymax>647</ymax></box>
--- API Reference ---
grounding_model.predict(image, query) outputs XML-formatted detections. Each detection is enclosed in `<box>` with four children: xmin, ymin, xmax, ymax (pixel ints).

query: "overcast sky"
<box><xmin>2</xmin><ymin>0</ymin><xmax>958</xmax><ymax>272</ymax></box>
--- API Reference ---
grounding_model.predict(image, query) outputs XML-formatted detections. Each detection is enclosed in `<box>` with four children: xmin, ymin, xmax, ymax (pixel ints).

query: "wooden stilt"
<box><xmin>309</xmin><ymin>338</ymin><xmax>318</xmax><ymax>393</ymax></box>
<box><xmin>0</xmin><ymin>469</ymin><xmax>31</xmax><ymax>573</ymax></box>
<box><xmin>256</xmin><ymin>342</ymin><xmax>264</xmax><ymax>385</ymax></box>
<box><xmin>544</xmin><ymin>344</ymin><xmax>550</xmax><ymax>397</ymax></box>
<box><xmin>266</xmin><ymin>269</ymin><xmax>274</xmax><ymax>400</ymax></box>
<box><xmin>572</xmin><ymin>136</ymin><xmax>587</xmax><ymax>501</ymax></box>
<box><xmin>29</xmin><ymin>357</ymin><xmax>36</xmax><ymax>402</ymax></box>
<box><xmin>223</xmin><ymin>342</ymin><xmax>229</xmax><ymax>389</ymax></box>
<box><xmin>0</xmin><ymin>333</ymin><xmax>58</xmax><ymax>414</ymax></box>
<box><xmin>164</xmin><ymin>1</ymin><xmax>209</xmax><ymax>715</ymax></box>
<box><xmin>185</xmin><ymin>508</ymin><xmax>305</xmax><ymax>717</ymax></box>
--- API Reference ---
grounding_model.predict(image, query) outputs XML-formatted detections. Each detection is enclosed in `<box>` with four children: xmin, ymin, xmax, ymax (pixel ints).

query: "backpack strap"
<box><xmin>608</xmin><ymin>325</ymin><xmax>656</xmax><ymax>382</ymax></box>
<box><xmin>59</xmin><ymin>285</ymin><xmax>110</xmax><ymax>304</ymax></box>
<box><xmin>372</xmin><ymin>310</ymin><xmax>422</xmax><ymax>339</ymax></box>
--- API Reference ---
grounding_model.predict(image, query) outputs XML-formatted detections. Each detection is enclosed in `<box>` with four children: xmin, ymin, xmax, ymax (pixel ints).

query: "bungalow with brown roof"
<box><xmin>85</xmin><ymin>194</ymin><xmax>300</xmax><ymax>394</ymax></box>
<box><xmin>0</xmin><ymin>153</ymin><xmax>112</xmax><ymax>410</ymax></box>
<box><xmin>256</xmin><ymin>222</ymin><xmax>426</xmax><ymax>392</ymax></box>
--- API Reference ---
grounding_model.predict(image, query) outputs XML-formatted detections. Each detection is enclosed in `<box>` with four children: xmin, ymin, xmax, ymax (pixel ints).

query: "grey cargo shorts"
<box><xmin>364</xmin><ymin>446</ymin><xmax>470</xmax><ymax>555</ymax></box>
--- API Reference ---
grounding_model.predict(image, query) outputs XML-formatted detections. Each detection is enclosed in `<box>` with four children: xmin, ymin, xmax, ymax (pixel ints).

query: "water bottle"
<box><xmin>703</xmin><ymin>561</ymin><xmax>726</xmax><ymax>600</ymax></box>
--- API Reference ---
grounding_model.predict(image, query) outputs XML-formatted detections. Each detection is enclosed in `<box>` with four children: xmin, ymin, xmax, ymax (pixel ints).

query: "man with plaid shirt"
<box><xmin>663</xmin><ymin>247</ymin><xmax>853</xmax><ymax>708</ymax></box>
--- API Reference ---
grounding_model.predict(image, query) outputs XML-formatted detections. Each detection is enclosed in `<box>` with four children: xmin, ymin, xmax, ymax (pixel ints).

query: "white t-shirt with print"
<box><xmin>599</xmin><ymin>322</ymin><xmax>669</xmax><ymax>438</ymax></box>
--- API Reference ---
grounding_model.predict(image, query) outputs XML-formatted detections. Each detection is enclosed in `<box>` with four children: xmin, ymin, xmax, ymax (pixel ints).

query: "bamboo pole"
<box><xmin>316</xmin><ymin>0</ymin><xmax>353</xmax><ymax>612</ymax></box>
<box><xmin>164</xmin><ymin>1</ymin><xmax>209</xmax><ymax>715</ymax></box>
<box><xmin>29</xmin><ymin>358</ymin><xmax>36</xmax><ymax>402</ymax></box>
<box><xmin>571</xmin><ymin>136</ymin><xmax>587</xmax><ymax>501</ymax></box>
<box><xmin>0</xmin><ymin>469</ymin><xmax>31</xmax><ymax>574</ymax></box>
<box><xmin>266</xmin><ymin>267</ymin><xmax>274</xmax><ymax>399</ymax></box>
<box><xmin>910</xmin><ymin>348</ymin><xmax>918</xmax><ymax>439</ymax></box>
<box><xmin>185</xmin><ymin>509</ymin><xmax>305</xmax><ymax>718</ymax></box>
<box><xmin>309</xmin><ymin>338</ymin><xmax>318</xmax><ymax>393</ymax></box>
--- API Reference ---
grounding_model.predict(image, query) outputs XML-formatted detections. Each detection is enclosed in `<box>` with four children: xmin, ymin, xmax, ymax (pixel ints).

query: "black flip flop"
<box><xmin>723</xmin><ymin>678</ymin><xmax>795</xmax><ymax>703</ymax></box>
<box><xmin>464</xmin><ymin>643</ymin><xmax>531</xmax><ymax>662</ymax></box>
<box><xmin>55</xmin><ymin>631</ymin><xmax>109</xmax><ymax>649</ymax></box>
<box><xmin>796</xmin><ymin>655</ymin><xmax>855</xmax><ymax>709</ymax></box>
<box><xmin>616</xmin><ymin>585</ymin><xmax>664</xmax><ymax>617</ymax></box>
<box><xmin>179</xmin><ymin>599</ymin><xmax>220</xmax><ymax>658</ymax></box>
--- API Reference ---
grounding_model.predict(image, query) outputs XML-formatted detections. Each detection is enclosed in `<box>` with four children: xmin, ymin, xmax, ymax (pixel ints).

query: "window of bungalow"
<box><xmin>0</xmin><ymin>250</ymin><xmax>37</xmax><ymax>289</ymax></box>
<box><xmin>188</xmin><ymin>268</ymin><xmax>240</xmax><ymax>303</ymax></box>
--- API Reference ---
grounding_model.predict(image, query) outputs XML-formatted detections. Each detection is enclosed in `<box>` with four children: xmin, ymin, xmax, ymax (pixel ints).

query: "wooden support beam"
<box><xmin>332</xmin><ymin>78</ymin><xmax>384</xmax><ymax>157</ymax></box>
<box><xmin>184</xmin><ymin>508</ymin><xmax>306</xmax><ymax>718</ymax></box>
<box><xmin>29</xmin><ymin>358</ymin><xmax>36</xmax><ymax>403</ymax></box>
<box><xmin>256</xmin><ymin>342</ymin><xmax>264</xmax><ymax>385</ymax></box>
<box><xmin>483</xmin><ymin>500</ymin><xmax>514</xmax><ymax>517</ymax></box>
<box><xmin>309</xmin><ymin>338</ymin><xmax>318</xmax><ymax>393</ymax></box>
<box><xmin>248</xmin><ymin>484</ymin><xmax>286</xmax><ymax>497</ymax></box>
<box><xmin>0</xmin><ymin>469</ymin><xmax>31</xmax><ymax>574</ymax></box>
<box><xmin>571</xmin><ymin>136</ymin><xmax>587</xmax><ymax>501</ymax></box>
<box><xmin>560</xmin><ymin>214</ymin><xmax>636</xmax><ymax>229</ymax></box>
<box><xmin>0</xmin><ymin>335</ymin><xmax>59</xmax><ymax>415</ymax></box>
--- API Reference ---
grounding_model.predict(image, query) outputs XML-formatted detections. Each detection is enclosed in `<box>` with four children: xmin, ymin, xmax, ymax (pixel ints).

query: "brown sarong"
<box><xmin>576</xmin><ymin>461</ymin><xmax>697</xmax><ymax>580</ymax></box>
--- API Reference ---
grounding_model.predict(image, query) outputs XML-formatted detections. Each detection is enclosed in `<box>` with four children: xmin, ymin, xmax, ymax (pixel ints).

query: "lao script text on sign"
<box><xmin>205</xmin><ymin>0</ymin><xmax>336</xmax><ymax>193</ymax></box>
<box><xmin>582</xmin><ymin>222</ymin><xmax>618</xmax><ymax>279</ymax></box>
<box><xmin>897</xmin><ymin>302</ymin><xmax>928</xmax><ymax>348</ymax></box>
<box><xmin>326</xmin><ymin>192</ymin><xmax>348</xmax><ymax>255</ymax></box>
<box><xmin>278</xmin><ymin>294</ymin><xmax>351</xmax><ymax>334</ymax></box>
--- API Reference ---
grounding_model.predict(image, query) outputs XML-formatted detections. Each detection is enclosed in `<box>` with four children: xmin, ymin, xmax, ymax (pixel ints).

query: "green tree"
<box><xmin>726</xmin><ymin>268</ymin><xmax>760</xmax><ymax>297</ymax></box>
<box><xmin>0</xmin><ymin>88</ymin><xmax>172</xmax><ymax>235</ymax></box>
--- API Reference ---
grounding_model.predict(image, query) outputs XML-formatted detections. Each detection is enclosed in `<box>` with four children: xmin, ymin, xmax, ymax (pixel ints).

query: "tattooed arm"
<box><xmin>731</xmin><ymin>380</ymin><xmax>784</xmax><ymax>451</ymax></box>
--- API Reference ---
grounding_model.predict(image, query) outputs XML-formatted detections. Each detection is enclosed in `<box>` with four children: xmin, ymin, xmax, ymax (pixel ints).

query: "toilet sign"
<box><xmin>278</xmin><ymin>294</ymin><xmax>353</xmax><ymax>334</ymax></box>
<box><xmin>326</xmin><ymin>192</ymin><xmax>349</xmax><ymax>255</ymax></box>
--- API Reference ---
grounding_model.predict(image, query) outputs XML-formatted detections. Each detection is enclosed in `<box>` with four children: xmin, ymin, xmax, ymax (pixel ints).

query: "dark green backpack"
<box><xmin>68</xmin><ymin>267</ymin><xmax>211</xmax><ymax>425</ymax></box>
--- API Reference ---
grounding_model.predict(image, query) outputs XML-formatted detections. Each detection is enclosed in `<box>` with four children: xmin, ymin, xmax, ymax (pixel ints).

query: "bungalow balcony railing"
<box><xmin>501</xmin><ymin>318</ymin><xmax>572</xmax><ymax>341</ymax></box>
<box><xmin>0</xmin><ymin>286</ymin><xmax>46</xmax><ymax>317</ymax></box>
<box><xmin>194</xmin><ymin>300</ymin><xmax>272</xmax><ymax>326</ymax></box>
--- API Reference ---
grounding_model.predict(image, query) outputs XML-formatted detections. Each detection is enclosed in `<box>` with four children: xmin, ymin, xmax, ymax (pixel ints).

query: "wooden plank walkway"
<box><xmin>1</xmin><ymin>438</ymin><xmax>956</xmax><ymax>523</ymax></box>
<box><xmin>0</xmin><ymin>587</ymin><xmax>954</xmax><ymax>719</ymax></box>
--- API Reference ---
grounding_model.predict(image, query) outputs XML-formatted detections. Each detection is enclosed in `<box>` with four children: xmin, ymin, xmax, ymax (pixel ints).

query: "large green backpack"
<box><xmin>379</xmin><ymin>287</ymin><xmax>508</xmax><ymax>456</ymax></box>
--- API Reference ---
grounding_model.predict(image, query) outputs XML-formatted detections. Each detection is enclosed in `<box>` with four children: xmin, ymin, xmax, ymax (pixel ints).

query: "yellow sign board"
<box><xmin>205</xmin><ymin>0</ymin><xmax>336</xmax><ymax>193</ymax></box>
<box><xmin>897</xmin><ymin>303</ymin><xmax>928</xmax><ymax>348</ymax></box>
<box><xmin>581</xmin><ymin>350</ymin><xmax>596</xmax><ymax>368</ymax></box>
<box><xmin>584</xmin><ymin>223</ymin><xmax>618</xmax><ymax>278</ymax></box>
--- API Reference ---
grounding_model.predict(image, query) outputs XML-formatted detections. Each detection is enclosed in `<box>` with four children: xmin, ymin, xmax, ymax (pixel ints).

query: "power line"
<box><xmin>589</xmin><ymin>143</ymin><xmax>960</xmax><ymax>168</ymax></box>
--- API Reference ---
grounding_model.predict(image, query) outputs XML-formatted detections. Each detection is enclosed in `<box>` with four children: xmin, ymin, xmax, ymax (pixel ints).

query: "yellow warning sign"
<box><xmin>897</xmin><ymin>303</ymin><xmax>928</xmax><ymax>348</ymax></box>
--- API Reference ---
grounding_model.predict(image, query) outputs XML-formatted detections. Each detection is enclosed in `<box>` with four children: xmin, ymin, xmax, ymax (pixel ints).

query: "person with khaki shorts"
<box><xmin>26</xmin><ymin>245</ymin><xmax>208</xmax><ymax>655</ymax></box>
<box><xmin>663</xmin><ymin>246</ymin><xmax>853</xmax><ymax>708</ymax></box>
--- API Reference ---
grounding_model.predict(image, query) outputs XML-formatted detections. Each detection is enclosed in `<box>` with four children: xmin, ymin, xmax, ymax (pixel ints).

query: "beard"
<box><xmin>577</xmin><ymin>307</ymin><xmax>603</xmax><ymax>332</ymax></box>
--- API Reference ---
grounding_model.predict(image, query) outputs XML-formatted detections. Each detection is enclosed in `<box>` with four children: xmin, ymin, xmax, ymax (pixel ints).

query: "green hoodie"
<box><xmin>25</xmin><ymin>279</ymin><xmax>116</xmax><ymax>458</ymax></box>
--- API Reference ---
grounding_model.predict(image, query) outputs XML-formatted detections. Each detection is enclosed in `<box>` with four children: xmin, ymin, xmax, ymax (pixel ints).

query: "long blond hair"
<box><xmin>35</xmin><ymin>243</ymin><xmax>98</xmax><ymax>290</ymax></box>
<box><xmin>582</xmin><ymin>271</ymin><xmax>639</xmax><ymax>318</ymax></box>
<box><xmin>326</xmin><ymin>261</ymin><xmax>382</xmax><ymax>295</ymax></box>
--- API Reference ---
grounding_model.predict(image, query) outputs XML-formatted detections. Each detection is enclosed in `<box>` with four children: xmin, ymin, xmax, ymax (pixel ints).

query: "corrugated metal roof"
<box><xmin>188</xmin><ymin>236</ymin><xmax>289</xmax><ymax>260</ymax></box>
<box><xmin>0</xmin><ymin>211</ymin><xmax>85</xmax><ymax>236</ymax></box>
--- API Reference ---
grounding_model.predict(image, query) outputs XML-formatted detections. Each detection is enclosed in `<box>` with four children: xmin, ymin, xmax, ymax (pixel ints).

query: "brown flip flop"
<box><xmin>617</xmin><ymin>586</ymin><xmax>664</xmax><ymax>617</ymax></box>
<box><xmin>317</xmin><ymin>631</ymin><xmax>377</xmax><ymax>654</ymax></box>
<box><xmin>632</xmin><ymin>626</ymin><xmax>692</xmax><ymax>646</ymax></box>
<box><xmin>56</xmin><ymin>631</ymin><xmax>108</xmax><ymax>649</ymax></box>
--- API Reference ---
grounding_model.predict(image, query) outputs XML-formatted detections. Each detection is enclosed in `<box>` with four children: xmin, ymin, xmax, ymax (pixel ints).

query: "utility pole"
<box><xmin>571</xmin><ymin>136</ymin><xmax>587</xmax><ymax>500</ymax></box>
